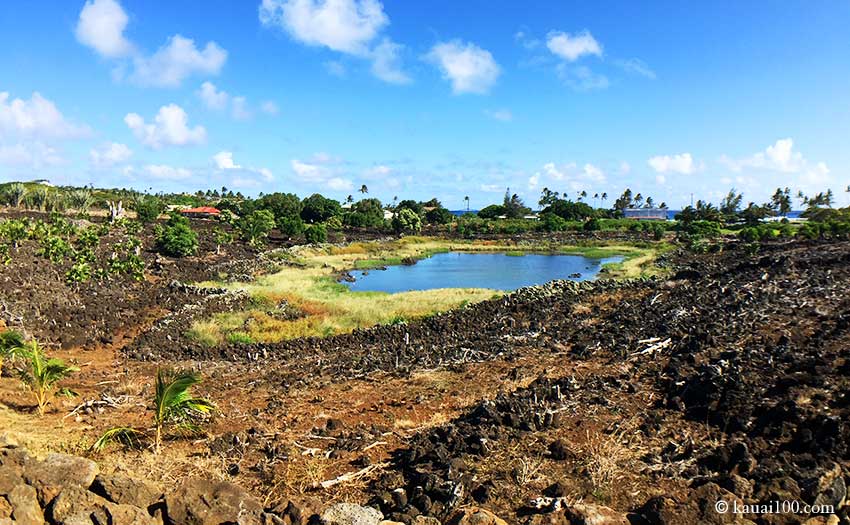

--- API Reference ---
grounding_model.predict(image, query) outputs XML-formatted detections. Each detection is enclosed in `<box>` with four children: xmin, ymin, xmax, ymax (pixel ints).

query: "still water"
<box><xmin>343</xmin><ymin>252</ymin><xmax>623</xmax><ymax>293</ymax></box>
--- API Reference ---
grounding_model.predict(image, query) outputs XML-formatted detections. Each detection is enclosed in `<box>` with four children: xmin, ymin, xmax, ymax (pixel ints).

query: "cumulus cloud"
<box><xmin>144</xmin><ymin>164</ymin><xmax>193</xmax><ymax>180</ymax></box>
<box><xmin>0</xmin><ymin>92</ymin><xmax>90</xmax><ymax>139</ymax></box>
<box><xmin>536</xmin><ymin>161</ymin><xmax>606</xmax><ymax>192</ymax></box>
<box><xmin>648</xmin><ymin>153</ymin><xmax>696</xmax><ymax>175</ymax></box>
<box><xmin>198</xmin><ymin>81</ymin><xmax>229</xmax><ymax>110</ymax></box>
<box><xmin>259</xmin><ymin>0</ymin><xmax>410</xmax><ymax>84</ymax></box>
<box><xmin>425</xmin><ymin>40</ymin><xmax>501</xmax><ymax>95</ymax></box>
<box><xmin>0</xmin><ymin>143</ymin><xmax>66</xmax><ymax>168</ymax></box>
<box><xmin>212</xmin><ymin>151</ymin><xmax>274</xmax><ymax>183</ymax></box>
<box><xmin>76</xmin><ymin>0</ymin><xmax>227</xmax><ymax>87</ymax></box>
<box><xmin>89</xmin><ymin>142</ymin><xmax>132</xmax><ymax>168</ymax></box>
<box><xmin>290</xmin><ymin>153</ymin><xmax>352</xmax><ymax>191</ymax></box>
<box><xmin>124</xmin><ymin>104</ymin><xmax>206</xmax><ymax>149</ymax></box>
<box><xmin>484</xmin><ymin>108</ymin><xmax>513</xmax><ymax>122</ymax></box>
<box><xmin>719</xmin><ymin>138</ymin><xmax>832</xmax><ymax>191</ymax></box>
<box><xmin>546</xmin><ymin>30</ymin><xmax>602</xmax><ymax>62</ymax></box>
<box><xmin>720</xmin><ymin>138</ymin><xmax>805</xmax><ymax>173</ymax></box>
<box><xmin>557</xmin><ymin>65</ymin><xmax>609</xmax><ymax>91</ymax></box>
<box><xmin>259</xmin><ymin>0</ymin><xmax>387</xmax><ymax>55</ymax></box>
<box><xmin>75</xmin><ymin>0</ymin><xmax>133</xmax><ymax>58</ymax></box>
<box><xmin>260</xmin><ymin>101</ymin><xmax>280</xmax><ymax>115</ymax></box>
<box><xmin>130</xmin><ymin>35</ymin><xmax>226</xmax><ymax>88</ymax></box>
<box><xmin>370</xmin><ymin>39</ymin><xmax>411</xmax><ymax>84</ymax></box>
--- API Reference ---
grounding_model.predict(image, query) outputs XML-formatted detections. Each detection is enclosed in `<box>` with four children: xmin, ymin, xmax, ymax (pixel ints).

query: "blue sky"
<box><xmin>1</xmin><ymin>0</ymin><xmax>848</xmax><ymax>209</ymax></box>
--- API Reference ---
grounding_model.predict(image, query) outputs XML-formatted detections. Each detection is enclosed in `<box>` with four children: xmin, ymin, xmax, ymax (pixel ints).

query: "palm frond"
<box><xmin>92</xmin><ymin>427</ymin><xmax>143</xmax><ymax>452</ymax></box>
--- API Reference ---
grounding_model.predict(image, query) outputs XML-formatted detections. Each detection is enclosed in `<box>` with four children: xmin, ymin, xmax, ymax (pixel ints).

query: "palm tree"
<box><xmin>645</xmin><ymin>196</ymin><xmax>654</xmax><ymax>208</ymax></box>
<box><xmin>346</xmin><ymin>195</ymin><xmax>354</xmax><ymax>204</ymax></box>
<box><xmin>464</xmin><ymin>196</ymin><xmax>470</xmax><ymax>212</ymax></box>
<box><xmin>19</xmin><ymin>339</ymin><xmax>77</xmax><ymax>416</ymax></box>
<box><xmin>601</xmin><ymin>192</ymin><xmax>608</xmax><ymax>207</ymax></box>
<box><xmin>152</xmin><ymin>369</ymin><xmax>214</xmax><ymax>454</ymax></box>
<box><xmin>580</xmin><ymin>190</ymin><xmax>587</xmax><ymax>202</ymax></box>
<box><xmin>4</xmin><ymin>183</ymin><xmax>28</xmax><ymax>208</ymax></box>
<box><xmin>359</xmin><ymin>185</ymin><xmax>368</xmax><ymax>195</ymax></box>
<box><xmin>634</xmin><ymin>193</ymin><xmax>644</xmax><ymax>208</ymax></box>
<box><xmin>93</xmin><ymin>369</ymin><xmax>214</xmax><ymax>454</ymax></box>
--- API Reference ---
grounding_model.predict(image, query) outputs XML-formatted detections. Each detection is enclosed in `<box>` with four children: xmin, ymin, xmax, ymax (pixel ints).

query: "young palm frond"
<box><xmin>91</xmin><ymin>368</ymin><xmax>214</xmax><ymax>454</ymax></box>
<box><xmin>19</xmin><ymin>340</ymin><xmax>78</xmax><ymax>416</ymax></box>
<box><xmin>92</xmin><ymin>426</ymin><xmax>143</xmax><ymax>452</ymax></box>
<box><xmin>153</xmin><ymin>368</ymin><xmax>215</xmax><ymax>454</ymax></box>
<box><xmin>0</xmin><ymin>330</ymin><xmax>25</xmax><ymax>378</ymax></box>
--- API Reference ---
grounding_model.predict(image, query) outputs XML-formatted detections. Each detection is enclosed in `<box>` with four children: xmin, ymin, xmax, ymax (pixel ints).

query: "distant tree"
<box><xmin>634</xmin><ymin>193</ymin><xmax>644</xmax><ymax>208</ymax></box>
<box><xmin>464</xmin><ymin>195</ymin><xmax>470</xmax><ymax>212</ymax></box>
<box><xmin>392</xmin><ymin>208</ymin><xmax>422</xmax><ymax>234</ymax></box>
<box><xmin>502</xmin><ymin>189</ymin><xmax>531</xmax><ymax>219</ymax></box>
<box><xmin>579</xmin><ymin>190</ymin><xmax>588</xmax><ymax>202</ymax></box>
<box><xmin>359</xmin><ymin>184</ymin><xmax>369</xmax><ymax>194</ymax></box>
<box><xmin>544</xmin><ymin>199</ymin><xmax>595</xmax><ymax>221</ymax></box>
<box><xmin>659</xmin><ymin>202</ymin><xmax>668</xmax><ymax>209</ymax></box>
<box><xmin>478</xmin><ymin>204</ymin><xmax>506</xmax><ymax>219</ymax></box>
<box><xmin>134</xmin><ymin>196</ymin><xmax>165</xmax><ymax>224</ymax></box>
<box><xmin>346</xmin><ymin>195</ymin><xmax>354</xmax><ymax>204</ymax></box>
<box><xmin>156</xmin><ymin>215</ymin><xmax>198</xmax><ymax>257</ymax></box>
<box><xmin>601</xmin><ymin>192</ymin><xmax>608</xmax><ymax>206</ymax></box>
<box><xmin>539</xmin><ymin>187</ymin><xmax>559</xmax><ymax>208</ymax></box>
<box><xmin>304</xmin><ymin>223</ymin><xmax>328</xmax><ymax>244</ymax></box>
<box><xmin>344</xmin><ymin>198</ymin><xmax>384</xmax><ymax>228</ymax></box>
<box><xmin>614</xmin><ymin>189</ymin><xmax>632</xmax><ymax>211</ymax></box>
<box><xmin>257</xmin><ymin>192</ymin><xmax>302</xmax><ymax>225</ymax></box>
<box><xmin>770</xmin><ymin>187</ymin><xmax>792</xmax><ymax>216</ymax></box>
<box><xmin>300</xmin><ymin>193</ymin><xmax>342</xmax><ymax>223</ymax></box>
<box><xmin>645</xmin><ymin>196</ymin><xmax>654</xmax><ymax>208</ymax></box>
<box><xmin>719</xmin><ymin>188</ymin><xmax>743</xmax><ymax>219</ymax></box>
<box><xmin>739</xmin><ymin>202</ymin><xmax>773</xmax><ymax>226</ymax></box>
<box><xmin>425</xmin><ymin>207</ymin><xmax>453</xmax><ymax>225</ymax></box>
<box><xmin>237</xmin><ymin>209</ymin><xmax>276</xmax><ymax>247</ymax></box>
<box><xmin>396</xmin><ymin>199</ymin><xmax>424</xmax><ymax>216</ymax></box>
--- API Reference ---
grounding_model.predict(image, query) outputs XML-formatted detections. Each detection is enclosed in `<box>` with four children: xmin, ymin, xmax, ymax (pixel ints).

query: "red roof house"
<box><xmin>179</xmin><ymin>206</ymin><xmax>221</xmax><ymax>218</ymax></box>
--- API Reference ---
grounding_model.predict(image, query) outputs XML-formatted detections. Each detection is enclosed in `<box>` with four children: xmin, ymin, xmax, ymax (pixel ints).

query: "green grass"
<box><xmin>189</xmin><ymin>237</ymin><xmax>665</xmax><ymax>343</ymax></box>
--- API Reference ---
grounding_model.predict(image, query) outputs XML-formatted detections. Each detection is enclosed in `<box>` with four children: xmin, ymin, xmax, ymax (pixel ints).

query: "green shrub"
<box><xmin>238</xmin><ymin>209</ymin><xmax>276</xmax><ymax>247</ymax></box>
<box><xmin>277</xmin><ymin>215</ymin><xmax>304</xmax><ymax>236</ymax></box>
<box><xmin>391</xmin><ymin>208</ymin><xmax>422</xmax><ymax>234</ymax></box>
<box><xmin>425</xmin><ymin>207</ymin><xmax>453</xmax><ymax>225</ymax></box>
<box><xmin>304</xmin><ymin>223</ymin><xmax>328</xmax><ymax>244</ymax></box>
<box><xmin>66</xmin><ymin>262</ymin><xmax>93</xmax><ymax>283</ymax></box>
<box><xmin>156</xmin><ymin>216</ymin><xmax>198</xmax><ymax>257</ymax></box>
<box><xmin>134</xmin><ymin>197</ymin><xmax>165</xmax><ymax>224</ymax></box>
<box><xmin>540</xmin><ymin>212</ymin><xmax>568</xmax><ymax>232</ymax></box>
<box><xmin>583</xmin><ymin>218</ymin><xmax>601</xmax><ymax>231</ymax></box>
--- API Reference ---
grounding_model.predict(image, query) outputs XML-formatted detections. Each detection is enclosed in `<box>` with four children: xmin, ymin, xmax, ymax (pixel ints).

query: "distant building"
<box><xmin>383</xmin><ymin>209</ymin><xmax>395</xmax><ymax>220</ymax></box>
<box><xmin>623</xmin><ymin>208</ymin><xmax>667</xmax><ymax>220</ymax></box>
<box><xmin>179</xmin><ymin>206</ymin><xmax>221</xmax><ymax>219</ymax></box>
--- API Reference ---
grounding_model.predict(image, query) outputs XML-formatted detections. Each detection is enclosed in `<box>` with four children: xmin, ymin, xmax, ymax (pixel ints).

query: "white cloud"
<box><xmin>619</xmin><ymin>161</ymin><xmax>631</xmax><ymax>175</ymax></box>
<box><xmin>259</xmin><ymin>0</ymin><xmax>388</xmax><ymax>55</ymax></box>
<box><xmin>648</xmin><ymin>153</ymin><xmax>696</xmax><ymax>175</ymax></box>
<box><xmin>0</xmin><ymin>92</ymin><xmax>89</xmax><ymax>139</ymax></box>
<box><xmin>615</xmin><ymin>58</ymin><xmax>656</xmax><ymax>79</ymax></box>
<box><xmin>484</xmin><ymin>108</ymin><xmax>513</xmax><ymax>122</ymax></box>
<box><xmin>231</xmin><ymin>96</ymin><xmax>252</xmax><ymax>120</ymax></box>
<box><xmin>546</xmin><ymin>30</ymin><xmax>602</xmax><ymax>62</ymax></box>
<box><xmin>528</xmin><ymin>174</ymin><xmax>539</xmax><ymax>190</ymax></box>
<box><xmin>480</xmin><ymin>184</ymin><xmax>504</xmax><ymax>193</ymax></box>
<box><xmin>75</xmin><ymin>0</ymin><xmax>133</xmax><ymax>58</ymax></box>
<box><xmin>719</xmin><ymin>138</ymin><xmax>833</xmax><ymax>192</ymax></box>
<box><xmin>720</xmin><ymin>138</ymin><xmax>804</xmax><ymax>173</ymax></box>
<box><xmin>292</xmin><ymin>159</ymin><xmax>324</xmax><ymax>179</ymax></box>
<box><xmin>198</xmin><ymin>81</ymin><xmax>229</xmax><ymax>110</ymax></box>
<box><xmin>89</xmin><ymin>142</ymin><xmax>132</xmax><ymax>168</ymax></box>
<box><xmin>76</xmin><ymin>1</ymin><xmax>227</xmax><ymax>88</ymax></box>
<box><xmin>130</xmin><ymin>35</ymin><xmax>227</xmax><ymax>87</ymax></box>
<box><xmin>370</xmin><ymin>38</ymin><xmax>411</xmax><ymax>85</ymax></box>
<box><xmin>557</xmin><ymin>65</ymin><xmax>609</xmax><ymax>91</ymax></box>
<box><xmin>0</xmin><ymin>143</ymin><xmax>66</xmax><ymax>168</ymax></box>
<box><xmin>327</xmin><ymin>177</ymin><xmax>353</xmax><ymax>191</ymax></box>
<box><xmin>213</xmin><ymin>151</ymin><xmax>241</xmax><ymax>170</ymax></box>
<box><xmin>124</xmin><ymin>104</ymin><xmax>206</xmax><ymax>149</ymax></box>
<box><xmin>365</xmin><ymin>164</ymin><xmax>393</xmax><ymax>177</ymax></box>
<box><xmin>260</xmin><ymin>101</ymin><xmax>280</xmax><ymax>115</ymax></box>
<box><xmin>537</xmin><ymin>161</ymin><xmax>606</xmax><ymax>192</ymax></box>
<box><xmin>425</xmin><ymin>40</ymin><xmax>501</xmax><ymax>95</ymax></box>
<box><xmin>144</xmin><ymin>164</ymin><xmax>193</xmax><ymax>179</ymax></box>
<box><xmin>213</xmin><ymin>151</ymin><xmax>274</xmax><ymax>183</ymax></box>
<box><xmin>655</xmin><ymin>174</ymin><xmax>666</xmax><ymax>185</ymax></box>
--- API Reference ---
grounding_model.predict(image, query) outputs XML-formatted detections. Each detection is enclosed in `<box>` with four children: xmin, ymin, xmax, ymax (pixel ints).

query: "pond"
<box><xmin>343</xmin><ymin>252</ymin><xmax>624</xmax><ymax>293</ymax></box>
